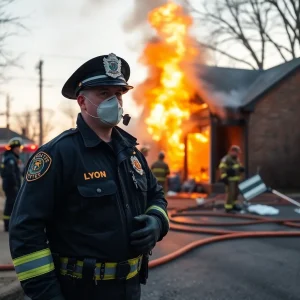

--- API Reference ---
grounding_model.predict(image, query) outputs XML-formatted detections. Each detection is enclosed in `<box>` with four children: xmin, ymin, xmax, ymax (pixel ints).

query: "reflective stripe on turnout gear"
<box><xmin>152</xmin><ymin>168</ymin><xmax>166</xmax><ymax>174</ymax></box>
<box><xmin>224</xmin><ymin>204</ymin><xmax>233</xmax><ymax>209</ymax></box>
<box><xmin>13</xmin><ymin>248</ymin><xmax>54</xmax><ymax>281</ymax></box>
<box><xmin>228</xmin><ymin>176</ymin><xmax>240</xmax><ymax>181</ymax></box>
<box><xmin>60</xmin><ymin>255</ymin><xmax>143</xmax><ymax>280</ymax></box>
<box><xmin>145</xmin><ymin>205</ymin><xmax>169</xmax><ymax>225</ymax></box>
<box><xmin>156</xmin><ymin>177</ymin><xmax>167</xmax><ymax>181</ymax></box>
<box><xmin>3</xmin><ymin>215</ymin><xmax>10</xmax><ymax>220</ymax></box>
<box><xmin>219</xmin><ymin>163</ymin><xmax>227</xmax><ymax>169</ymax></box>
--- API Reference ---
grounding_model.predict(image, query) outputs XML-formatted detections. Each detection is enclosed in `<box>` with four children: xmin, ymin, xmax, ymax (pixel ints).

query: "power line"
<box><xmin>36</xmin><ymin>60</ymin><xmax>43</xmax><ymax>146</ymax></box>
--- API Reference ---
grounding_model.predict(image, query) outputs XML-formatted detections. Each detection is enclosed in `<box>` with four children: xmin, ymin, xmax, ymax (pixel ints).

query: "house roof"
<box><xmin>0</xmin><ymin>128</ymin><xmax>34</xmax><ymax>143</ymax></box>
<box><xmin>199</xmin><ymin>66</ymin><xmax>261</xmax><ymax>94</ymax></box>
<box><xmin>198</xmin><ymin>58</ymin><xmax>300</xmax><ymax>111</ymax></box>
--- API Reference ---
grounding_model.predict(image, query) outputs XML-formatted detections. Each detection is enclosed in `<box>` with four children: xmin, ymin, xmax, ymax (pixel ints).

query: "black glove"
<box><xmin>226</xmin><ymin>168</ymin><xmax>235</xmax><ymax>177</ymax></box>
<box><xmin>239</xmin><ymin>166</ymin><xmax>245</xmax><ymax>173</ymax></box>
<box><xmin>130</xmin><ymin>215</ymin><xmax>161</xmax><ymax>254</ymax></box>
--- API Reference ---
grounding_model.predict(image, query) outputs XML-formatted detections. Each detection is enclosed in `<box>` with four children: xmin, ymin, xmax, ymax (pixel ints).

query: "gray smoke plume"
<box><xmin>123</xmin><ymin>0</ymin><xmax>167</xmax><ymax>30</ymax></box>
<box><xmin>80</xmin><ymin>0</ymin><xmax>112</xmax><ymax>17</ymax></box>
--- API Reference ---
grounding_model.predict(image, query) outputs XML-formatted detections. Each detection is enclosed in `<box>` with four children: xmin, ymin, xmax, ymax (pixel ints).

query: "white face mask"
<box><xmin>84</xmin><ymin>95</ymin><xmax>123</xmax><ymax>127</ymax></box>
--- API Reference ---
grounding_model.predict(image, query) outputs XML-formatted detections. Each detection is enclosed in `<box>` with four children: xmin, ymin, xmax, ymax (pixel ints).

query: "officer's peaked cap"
<box><xmin>62</xmin><ymin>53</ymin><xmax>134</xmax><ymax>99</ymax></box>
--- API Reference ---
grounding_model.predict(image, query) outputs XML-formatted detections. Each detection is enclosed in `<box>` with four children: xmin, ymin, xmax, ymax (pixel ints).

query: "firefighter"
<box><xmin>9</xmin><ymin>54</ymin><xmax>169</xmax><ymax>300</ymax></box>
<box><xmin>151</xmin><ymin>151</ymin><xmax>170</xmax><ymax>194</ymax></box>
<box><xmin>140</xmin><ymin>146</ymin><xmax>149</xmax><ymax>157</ymax></box>
<box><xmin>219</xmin><ymin>145</ymin><xmax>245</xmax><ymax>212</ymax></box>
<box><xmin>1</xmin><ymin>137</ymin><xmax>22</xmax><ymax>232</ymax></box>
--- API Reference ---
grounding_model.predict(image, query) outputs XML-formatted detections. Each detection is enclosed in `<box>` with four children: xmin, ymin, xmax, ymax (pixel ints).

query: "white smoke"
<box><xmin>208</xmin><ymin>89</ymin><xmax>244</xmax><ymax>108</ymax></box>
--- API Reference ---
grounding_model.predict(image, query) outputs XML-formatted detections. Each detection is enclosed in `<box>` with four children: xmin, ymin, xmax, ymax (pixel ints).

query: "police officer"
<box><xmin>1</xmin><ymin>137</ymin><xmax>22</xmax><ymax>232</ymax></box>
<box><xmin>9</xmin><ymin>54</ymin><xmax>169</xmax><ymax>300</ymax></box>
<box><xmin>219</xmin><ymin>145</ymin><xmax>245</xmax><ymax>212</ymax></box>
<box><xmin>151</xmin><ymin>151</ymin><xmax>170</xmax><ymax>194</ymax></box>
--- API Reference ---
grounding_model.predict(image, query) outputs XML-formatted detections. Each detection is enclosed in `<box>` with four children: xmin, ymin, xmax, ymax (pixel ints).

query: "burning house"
<box><xmin>133</xmin><ymin>2</ymin><xmax>300</xmax><ymax>191</ymax></box>
<box><xmin>185</xmin><ymin>59</ymin><xmax>300</xmax><ymax>192</ymax></box>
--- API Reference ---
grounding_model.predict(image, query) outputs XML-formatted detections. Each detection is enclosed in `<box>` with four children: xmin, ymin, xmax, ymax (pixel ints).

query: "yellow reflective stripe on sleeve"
<box><xmin>233</xmin><ymin>164</ymin><xmax>240</xmax><ymax>169</ymax></box>
<box><xmin>13</xmin><ymin>248</ymin><xmax>52</xmax><ymax>266</ymax></box>
<box><xmin>145</xmin><ymin>205</ymin><xmax>169</xmax><ymax>224</ymax></box>
<box><xmin>152</xmin><ymin>168</ymin><xmax>166</xmax><ymax>173</ymax></box>
<box><xmin>228</xmin><ymin>176</ymin><xmax>240</xmax><ymax>181</ymax></box>
<box><xmin>219</xmin><ymin>163</ymin><xmax>227</xmax><ymax>169</ymax></box>
<box><xmin>221</xmin><ymin>173</ymin><xmax>227</xmax><ymax>179</ymax></box>
<box><xmin>13</xmin><ymin>248</ymin><xmax>54</xmax><ymax>282</ymax></box>
<box><xmin>3</xmin><ymin>215</ymin><xmax>10</xmax><ymax>220</ymax></box>
<box><xmin>17</xmin><ymin>263</ymin><xmax>55</xmax><ymax>281</ymax></box>
<box><xmin>156</xmin><ymin>177</ymin><xmax>166</xmax><ymax>181</ymax></box>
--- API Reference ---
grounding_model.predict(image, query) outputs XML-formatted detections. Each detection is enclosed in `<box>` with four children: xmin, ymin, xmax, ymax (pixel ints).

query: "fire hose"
<box><xmin>0</xmin><ymin>198</ymin><xmax>299</xmax><ymax>272</ymax></box>
<box><xmin>149</xmin><ymin>197</ymin><xmax>300</xmax><ymax>269</ymax></box>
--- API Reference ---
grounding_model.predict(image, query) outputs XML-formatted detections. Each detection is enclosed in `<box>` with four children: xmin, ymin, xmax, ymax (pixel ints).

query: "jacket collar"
<box><xmin>76</xmin><ymin>113</ymin><xmax>138</xmax><ymax>148</ymax></box>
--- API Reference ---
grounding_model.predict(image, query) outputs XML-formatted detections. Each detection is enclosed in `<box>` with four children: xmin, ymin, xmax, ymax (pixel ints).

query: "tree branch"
<box><xmin>184</xmin><ymin>0</ymin><xmax>300</xmax><ymax>69</ymax></box>
<box><xmin>199</xmin><ymin>41</ymin><xmax>257</xmax><ymax>69</ymax></box>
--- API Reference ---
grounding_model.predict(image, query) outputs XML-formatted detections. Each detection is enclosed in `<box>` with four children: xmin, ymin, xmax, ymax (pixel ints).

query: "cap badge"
<box><xmin>103</xmin><ymin>53</ymin><xmax>122</xmax><ymax>78</ymax></box>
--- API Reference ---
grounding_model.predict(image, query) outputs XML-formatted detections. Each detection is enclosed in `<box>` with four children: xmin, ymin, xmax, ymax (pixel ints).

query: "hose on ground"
<box><xmin>149</xmin><ymin>197</ymin><xmax>300</xmax><ymax>269</ymax></box>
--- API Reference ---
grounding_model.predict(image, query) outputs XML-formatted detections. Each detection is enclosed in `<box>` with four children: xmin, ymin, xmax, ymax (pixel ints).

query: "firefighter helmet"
<box><xmin>8</xmin><ymin>137</ymin><xmax>23</xmax><ymax>148</ymax></box>
<box><xmin>158</xmin><ymin>151</ymin><xmax>165</xmax><ymax>160</ymax></box>
<box><xmin>229</xmin><ymin>145</ymin><xmax>241</xmax><ymax>153</ymax></box>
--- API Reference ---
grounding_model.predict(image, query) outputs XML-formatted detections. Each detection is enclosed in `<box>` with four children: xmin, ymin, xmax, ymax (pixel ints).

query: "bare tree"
<box><xmin>266</xmin><ymin>0</ymin><xmax>300</xmax><ymax>59</ymax></box>
<box><xmin>60</xmin><ymin>101</ymin><xmax>78</xmax><ymax>128</ymax></box>
<box><xmin>0</xmin><ymin>0</ymin><xmax>25</xmax><ymax>75</ymax></box>
<box><xmin>13</xmin><ymin>109</ymin><xmax>55</xmax><ymax>144</ymax></box>
<box><xmin>182</xmin><ymin>0</ymin><xmax>300</xmax><ymax>69</ymax></box>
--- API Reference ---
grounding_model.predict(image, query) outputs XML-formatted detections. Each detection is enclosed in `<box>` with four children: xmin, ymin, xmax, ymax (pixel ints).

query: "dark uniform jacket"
<box><xmin>9</xmin><ymin>114</ymin><xmax>169</xmax><ymax>300</ymax></box>
<box><xmin>1</xmin><ymin>150</ymin><xmax>21</xmax><ymax>191</ymax></box>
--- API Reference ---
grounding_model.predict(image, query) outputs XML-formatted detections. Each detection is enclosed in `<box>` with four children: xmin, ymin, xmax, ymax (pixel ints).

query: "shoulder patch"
<box><xmin>26</xmin><ymin>152</ymin><xmax>52</xmax><ymax>182</ymax></box>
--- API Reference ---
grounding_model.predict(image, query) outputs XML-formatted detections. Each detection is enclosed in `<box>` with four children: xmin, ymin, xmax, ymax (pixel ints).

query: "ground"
<box><xmin>0</xmin><ymin>194</ymin><xmax>299</xmax><ymax>300</ymax></box>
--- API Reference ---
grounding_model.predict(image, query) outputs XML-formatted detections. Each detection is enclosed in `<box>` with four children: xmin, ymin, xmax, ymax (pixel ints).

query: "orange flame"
<box><xmin>142</xmin><ymin>2</ymin><xmax>202</xmax><ymax>172</ymax></box>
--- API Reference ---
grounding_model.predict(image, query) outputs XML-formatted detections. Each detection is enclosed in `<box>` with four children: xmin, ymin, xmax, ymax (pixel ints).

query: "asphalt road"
<box><xmin>142</xmin><ymin>204</ymin><xmax>300</xmax><ymax>300</ymax></box>
<box><xmin>143</xmin><ymin>235</ymin><xmax>300</xmax><ymax>300</ymax></box>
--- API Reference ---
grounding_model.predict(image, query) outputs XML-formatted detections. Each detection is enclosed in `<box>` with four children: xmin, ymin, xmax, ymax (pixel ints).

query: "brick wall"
<box><xmin>248</xmin><ymin>68</ymin><xmax>300</xmax><ymax>189</ymax></box>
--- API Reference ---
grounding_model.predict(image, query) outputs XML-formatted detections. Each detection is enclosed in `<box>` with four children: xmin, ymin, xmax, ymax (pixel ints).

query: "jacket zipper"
<box><xmin>118</xmin><ymin>165</ymin><xmax>131</xmax><ymax>233</ymax></box>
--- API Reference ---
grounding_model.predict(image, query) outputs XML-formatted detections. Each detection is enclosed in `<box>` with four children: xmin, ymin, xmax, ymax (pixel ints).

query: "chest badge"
<box><xmin>131</xmin><ymin>156</ymin><xmax>144</xmax><ymax>175</ymax></box>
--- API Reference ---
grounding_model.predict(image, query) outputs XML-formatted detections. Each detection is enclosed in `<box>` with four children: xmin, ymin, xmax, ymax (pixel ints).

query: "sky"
<box><xmin>0</xmin><ymin>0</ymin><xmax>150</xmax><ymax>140</ymax></box>
<box><xmin>0</xmin><ymin>0</ymin><xmax>291</xmax><ymax>142</ymax></box>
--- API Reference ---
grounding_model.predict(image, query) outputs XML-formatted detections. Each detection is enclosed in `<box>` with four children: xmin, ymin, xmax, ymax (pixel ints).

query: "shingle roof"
<box><xmin>199</xmin><ymin>65</ymin><xmax>261</xmax><ymax>94</ymax></box>
<box><xmin>198</xmin><ymin>58</ymin><xmax>300</xmax><ymax>110</ymax></box>
<box><xmin>0</xmin><ymin>128</ymin><xmax>33</xmax><ymax>143</ymax></box>
<box><xmin>242</xmin><ymin>57</ymin><xmax>300</xmax><ymax>109</ymax></box>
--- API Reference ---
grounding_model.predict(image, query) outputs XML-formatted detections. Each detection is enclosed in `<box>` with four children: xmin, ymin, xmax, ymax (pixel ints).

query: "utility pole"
<box><xmin>6</xmin><ymin>94</ymin><xmax>10</xmax><ymax>129</ymax></box>
<box><xmin>37</xmin><ymin>60</ymin><xmax>44</xmax><ymax>146</ymax></box>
